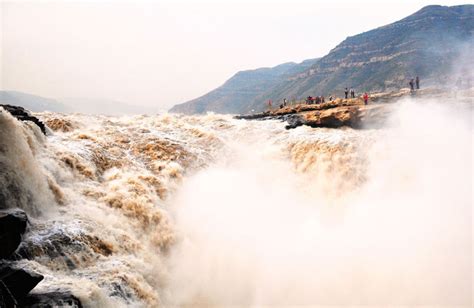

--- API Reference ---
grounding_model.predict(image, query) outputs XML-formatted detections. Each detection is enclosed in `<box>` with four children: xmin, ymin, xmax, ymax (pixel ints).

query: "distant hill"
<box><xmin>59</xmin><ymin>98</ymin><xmax>159</xmax><ymax>115</ymax></box>
<box><xmin>170</xmin><ymin>5</ymin><xmax>474</xmax><ymax>114</ymax></box>
<box><xmin>169</xmin><ymin>58</ymin><xmax>319</xmax><ymax>114</ymax></box>
<box><xmin>0</xmin><ymin>91</ymin><xmax>70</xmax><ymax>113</ymax></box>
<box><xmin>0</xmin><ymin>91</ymin><xmax>159</xmax><ymax>115</ymax></box>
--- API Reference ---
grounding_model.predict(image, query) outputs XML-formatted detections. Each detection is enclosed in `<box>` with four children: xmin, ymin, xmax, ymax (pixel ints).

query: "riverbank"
<box><xmin>235</xmin><ymin>87</ymin><xmax>473</xmax><ymax>129</ymax></box>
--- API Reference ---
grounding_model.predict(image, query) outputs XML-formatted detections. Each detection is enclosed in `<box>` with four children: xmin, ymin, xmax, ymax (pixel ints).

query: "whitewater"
<box><xmin>0</xmin><ymin>98</ymin><xmax>472</xmax><ymax>307</ymax></box>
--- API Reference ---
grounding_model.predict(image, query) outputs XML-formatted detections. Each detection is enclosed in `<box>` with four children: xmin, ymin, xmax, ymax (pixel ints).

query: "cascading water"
<box><xmin>0</xmin><ymin>98</ymin><xmax>471</xmax><ymax>307</ymax></box>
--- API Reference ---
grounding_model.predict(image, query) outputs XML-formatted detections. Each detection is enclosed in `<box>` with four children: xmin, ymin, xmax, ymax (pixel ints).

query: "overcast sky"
<box><xmin>0</xmin><ymin>0</ymin><xmax>469</xmax><ymax>109</ymax></box>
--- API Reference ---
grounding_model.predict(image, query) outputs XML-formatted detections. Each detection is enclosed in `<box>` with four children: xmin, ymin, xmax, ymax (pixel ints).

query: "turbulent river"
<box><xmin>0</xmin><ymin>98</ymin><xmax>472</xmax><ymax>307</ymax></box>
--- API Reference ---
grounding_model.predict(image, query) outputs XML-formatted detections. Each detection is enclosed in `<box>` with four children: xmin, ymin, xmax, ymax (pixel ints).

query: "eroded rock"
<box><xmin>22</xmin><ymin>291</ymin><xmax>83</xmax><ymax>308</ymax></box>
<box><xmin>0</xmin><ymin>209</ymin><xmax>28</xmax><ymax>258</ymax></box>
<box><xmin>236</xmin><ymin>97</ymin><xmax>394</xmax><ymax>129</ymax></box>
<box><xmin>0</xmin><ymin>104</ymin><xmax>47</xmax><ymax>134</ymax></box>
<box><xmin>0</xmin><ymin>265</ymin><xmax>44</xmax><ymax>304</ymax></box>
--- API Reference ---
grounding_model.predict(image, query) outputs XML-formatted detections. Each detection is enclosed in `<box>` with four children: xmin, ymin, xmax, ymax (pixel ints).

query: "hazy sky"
<box><xmin>0</xmin><ymin>0</ymin><xmax>469</xmax><ymax>109</ymax></box>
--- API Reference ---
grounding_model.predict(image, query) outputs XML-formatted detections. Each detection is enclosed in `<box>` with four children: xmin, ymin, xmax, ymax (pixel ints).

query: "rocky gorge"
<box><xmin>0</xmin><ymin>91</ymin><xmax>472</xmax><ymax>306</ymax></box>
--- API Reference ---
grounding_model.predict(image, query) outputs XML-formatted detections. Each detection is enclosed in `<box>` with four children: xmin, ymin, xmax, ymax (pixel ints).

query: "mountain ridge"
<box><xmin>169</xmin><ymin>58</ymin><xmax>319</xmax><ymax>114</ymax></box>
<box><xmin>170</xmin><ymin>4</ymin><xmax>474</xmax><ymax>114</ymax></box>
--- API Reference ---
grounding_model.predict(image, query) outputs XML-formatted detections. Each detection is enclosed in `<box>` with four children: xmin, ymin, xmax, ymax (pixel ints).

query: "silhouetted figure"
<box><xmin>344</xmin><ymin>88</ymin><xmax>349</xmax><ymax>99</ymax></box>
<box><xmin>306</xmin><ymin>96</ymin><xmax>312</xmax><ymax>104</ymax></box>
<box><xmin>350</xmin><ymin>88</ymin><xmax>355</xmax><ymax>98</ymax></box>
<box><xmin>321</xmin><ymin>96</ymin><xmax>325</xmax><ymax>103</ymax></box>
<box><xmin>267</xmin><ymin>99</ymin><xmax>272</xmax><ymax>109</ymax></box>
<box><xmin>409</xmin><ymin>79</ymin><xmax>415</xmax><ymax>91</ymax></box>
<box><xmin>363</xmin><ymin>92</ymin><xmax>369</xmax><ymax>105</ymax></box>
<box><xmin>283</xmin><ymin>98</ymin><xmax>288</xmax><ymax>106</ymax></box>
<box><xmin>329</xmin><ymin>96</ymin><xmax>333</xmax><ymax>101</ymax></box>
<box><xmin>415</xmin><ymin>76</ymin><xmax>420</xmax><ymax>90</ymax></box>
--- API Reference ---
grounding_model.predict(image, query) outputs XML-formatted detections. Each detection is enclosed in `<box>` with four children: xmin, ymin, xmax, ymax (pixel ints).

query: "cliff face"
<box><xmin>170</xmin><ymin>5</ymin><xmax>474</xmax><ymax>115</ymax></box>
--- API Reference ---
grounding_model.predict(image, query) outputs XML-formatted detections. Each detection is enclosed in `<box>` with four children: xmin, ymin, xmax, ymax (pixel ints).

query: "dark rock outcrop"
<box><xmin>0</xmin><ymin>209</ymin><xmax>28</xmax><ymax>259</ymax></box>
<box><xmin>0</xmin><ymin>209</ymin><xmax>83</xmax><ymax>307</ymax></box>
<box><xmin>0</xmin><ymin>265</ymin><xmax>44</xmax><ymax>304</ymax></box>
<box><xmin>0</xmin><ymin>209</ymin><xmax>43</xmax><ymax>307</ymax></box>
<box><xmin>0</xmin><ymin>104</ymin><xmax>47</xmax><ymax>134</ymax></box>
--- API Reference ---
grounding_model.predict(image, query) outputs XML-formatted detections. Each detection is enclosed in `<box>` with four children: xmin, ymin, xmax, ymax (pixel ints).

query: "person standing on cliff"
<box><xmin>267</xmin><ymin>99</ymin><xmax>272</xmax><ymax>110</ymax></box>
<box><xmin>344</xmin><ymin>88</ymin><xmax>349</xmax><ymax>99</ymax></box>
<box><xmin>363</xmin><ymin>92</ymin><xmax>369</xmax><ymax>105</ymax></box>
<box><xmin>350</xmin><ymin>88</ymin><xmax>355</xmax><ymax>98</ymax></box>
<box><xmin>409</xmin><ymin>79</ymin><xmax>415</xmax><ymax>91</ymax></box>
<box><xmin>415</xmin><ymin>76</ymin><xmax>420</xmax><ymax>90</ymax></box>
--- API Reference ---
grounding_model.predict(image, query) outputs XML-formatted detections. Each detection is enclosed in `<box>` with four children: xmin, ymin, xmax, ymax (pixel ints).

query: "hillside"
<box><xmin>0</xmin><ymin>91</ymin><xmax>158</xmax><ymax>115</ymax></box>
<box><xmin>0</xmin><ymin>91</ymin><xmax>70</xmax><ymax>113</ymax></box>
<box><xmin>169</xmin><ymin>58</ymin><xmax>319</xmax><ymax>114</ymax></box>
<box><xmin>170</xmin><ymin>5</ymin><xmax>474</xmax><ymax>114</ymax></box>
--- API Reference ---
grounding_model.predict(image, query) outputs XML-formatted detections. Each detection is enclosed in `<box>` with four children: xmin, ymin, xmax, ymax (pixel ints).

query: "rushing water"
<box><xmin>0</xmin><ymin>99</ymin><xmax>472</xmax><ymax>307</ymax></box>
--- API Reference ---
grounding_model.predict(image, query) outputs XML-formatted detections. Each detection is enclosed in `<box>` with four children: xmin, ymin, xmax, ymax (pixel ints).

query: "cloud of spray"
<box><xmin>448</xmin><ymin>41</ymin><xmax>474</xmax><ymax>94</ymax></box>
<box><xmin>163</xmin><ymin>98</ymin><xmax>472</xmax><ymax>306</ymax></box>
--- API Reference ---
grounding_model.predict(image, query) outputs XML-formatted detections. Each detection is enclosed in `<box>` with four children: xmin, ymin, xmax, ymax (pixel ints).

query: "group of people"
<box><xmin>344</xmin><ymin>88</ymin><xmax>356</xmax><ymax>99</ymax></box>
<box><xmin>409</xmin><ymin>76</ymin><xmax>420</xmax><ymax>91</ymax></box>
<box><xmin>344</xmin><ymin>88</ymin><xmax>369</xmax><ymax>105</ymax></box>
<box><xmin>268</xmin><ymin>91</ymin><xmax>369</xmax><ymax>109</ymax></box>
<box><xmin>267</xmin><ymin>79</ymin><xmax>416</xmax><ymax>109</ymax></box>
<box><xmin>344</xmin><ymin>89</ymin><xmax>369</xmax><ymax>105</ymax></box>
<box><xmin>266</xmin><ymin>75</ymin><xmax>425</xmax><ymax>110</ymax></box>
<box><xmin>305</xmin><ymin>96</ymin><xmax>325</xmax><ymax>104</ymax></box>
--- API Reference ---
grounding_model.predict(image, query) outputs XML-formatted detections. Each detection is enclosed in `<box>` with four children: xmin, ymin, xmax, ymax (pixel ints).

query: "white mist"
<box><xmin>164</xmin><ymin>99</ymin><xmax>472</xmax><ymax>307</ymax></box>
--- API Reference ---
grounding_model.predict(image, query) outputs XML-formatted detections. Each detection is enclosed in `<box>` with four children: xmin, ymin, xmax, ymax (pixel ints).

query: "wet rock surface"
<box><xmin>0</xmin><ymin>209</ymin><xmax>28</xmax><ymax>258</ymax></box>
<box><xmin>0</xmin><ymin>208</ymin><xmax>83</xmax><ymax>307</ymax></box>
<box><xmin>0</xmin><ymin>104</ymin><xmax>47</xmax><ymax>134</ymax></box>
<box><xmin>22</xmin><ymin>291</ymin><xmax>83</xmax><ymax>307</ymax></box>
<box><xmin>0</xmin><ymin>265</ymin><xmax>44</xmax><ymax>303</ymax></box>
